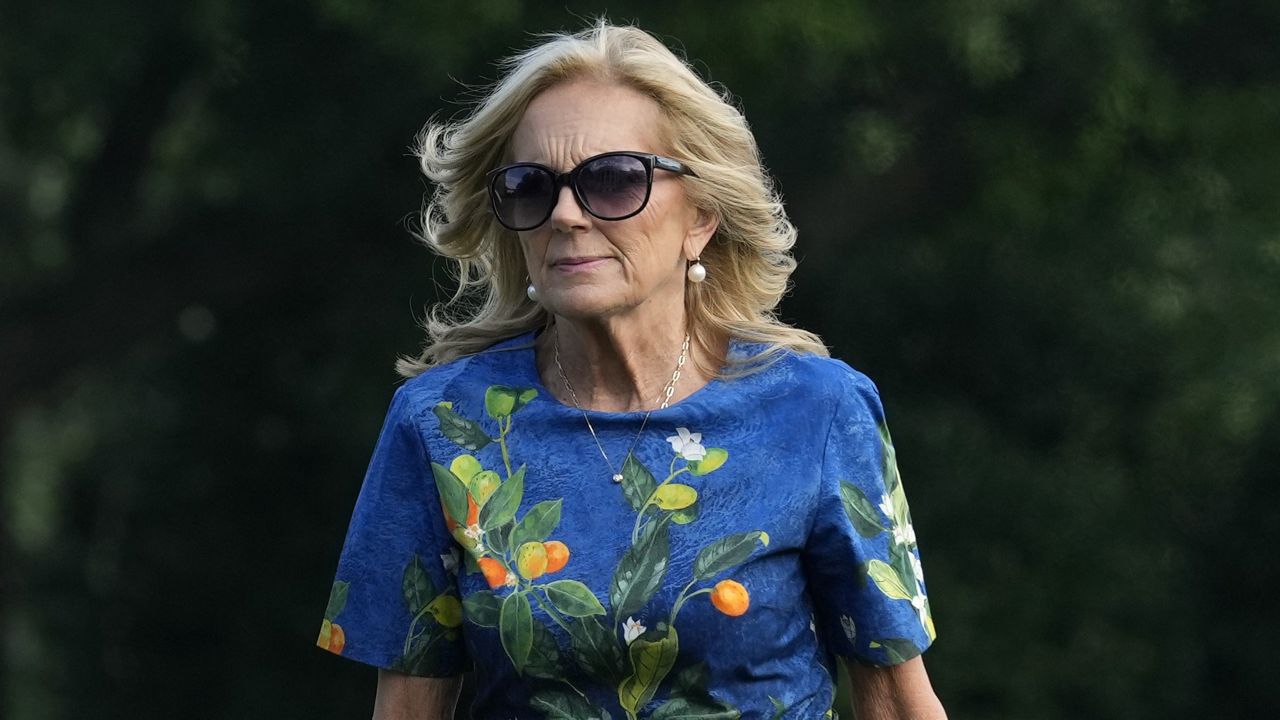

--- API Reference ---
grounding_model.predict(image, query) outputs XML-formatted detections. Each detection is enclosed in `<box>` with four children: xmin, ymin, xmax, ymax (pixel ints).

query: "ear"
<box><xmin>683</xmin><ymin>207</ymin><xmax>720</xmax><ymax>260</ymax></box>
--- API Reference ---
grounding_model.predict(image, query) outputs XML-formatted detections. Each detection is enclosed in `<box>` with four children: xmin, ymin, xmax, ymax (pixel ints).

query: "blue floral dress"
<box><xmin>317</xmin><ymin>331</ymin><xmax>936</xmax><ymax>719</ymax></box>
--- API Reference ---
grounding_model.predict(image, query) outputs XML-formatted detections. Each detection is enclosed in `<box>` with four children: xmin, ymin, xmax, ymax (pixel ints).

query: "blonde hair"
<box><xmin>396</xmin><ymin>20</ymin><xmax>828</xmax><ymax>378</ymax></box>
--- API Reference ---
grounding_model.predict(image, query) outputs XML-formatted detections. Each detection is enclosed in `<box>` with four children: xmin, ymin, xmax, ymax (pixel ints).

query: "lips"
<box><xmin>551</xmin><ymin>256</ymin><xmax>611</xmax><ymax>271</ymax></box>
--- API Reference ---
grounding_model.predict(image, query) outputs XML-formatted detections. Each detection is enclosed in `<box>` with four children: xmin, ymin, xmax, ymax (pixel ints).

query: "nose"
<box><xmin>548</xmin><ymin>184</ymin><xmax>591</xmax><ymax>233</ymax></box>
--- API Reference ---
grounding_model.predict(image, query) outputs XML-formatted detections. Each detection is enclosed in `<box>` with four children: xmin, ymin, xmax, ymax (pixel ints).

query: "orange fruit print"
<box><xmin>543</xmin><ymin>540</ymin><xmax>570</xmax><ymax>573</ymax></box>
<box><xmin>710</xmin><ymin>579</ymin><xmax>750</xmax><ymax>616</ymax></box>
<box><xmin>478</xmin><ymin>557</ymin><xmax>507</xmax><ymax>589</ymax></box>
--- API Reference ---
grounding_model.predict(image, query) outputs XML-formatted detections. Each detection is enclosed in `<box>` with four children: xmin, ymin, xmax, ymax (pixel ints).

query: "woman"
<box><xmin>317</xmin><ymin>22</ymin><xmax>946</xmax><ymax>720</ymax></box>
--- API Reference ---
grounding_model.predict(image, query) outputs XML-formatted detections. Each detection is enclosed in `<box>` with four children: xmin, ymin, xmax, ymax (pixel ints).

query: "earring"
<box><xmin>686</xmin><ymin>258</ymin><xmax>707</xmax><ymax>284</ymax></box>
<box><xmin>526</xmin><ymin>283</ymin><xmax>539</xmax><ymax>303</ymax></box>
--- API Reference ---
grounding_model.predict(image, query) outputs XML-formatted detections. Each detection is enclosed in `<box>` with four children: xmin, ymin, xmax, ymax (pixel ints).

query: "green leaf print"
<box><xmin>888</xmin><ymin>541</ymin><xmax>918</xmax><ymax>594</ymax></box>
<box><xmin>692</xmin><ymin>531</ymin><xmax>768</xmax><ymax>582</ymax></box>
<box><xmin>839</xmin><ymin>481</ymin><xmax>888</xmax><ymax>538</ymax></box>
<box><xmin>479</xmin><ymin>464</ymin><xmax>525</xmax><ymax>532</ymax></box>
<box><xmin>544</xmin><ymin>580</ymin><xmax>607</xmax><ymax>618</ymax></box>
<box><xmin>499</xmin><ymin>590</ymin><xmax>534</xmax><ymax>675</ymax></box>
<box><xmin>525</xmin><ymin>620</ymin><xmax>565</xmax><ymax>680</ymax></box>
<box><xmin>621</xmin><ymin>452</ymin><xmax>657</xmax><ymax>512</ymax></box>
<box><xmin>486</xmin><ymin>517</ymin><xmax>512</xmax><ymax>550</ymax></box>
<box><xmin>619</xmin><ymin>625</ymin><xmax>680</xmax><ymax>714</ymax></box>
<box><xmin>484</xmin><ymin>385</ymin><xmax>538</xmax><ymax>420</ymax></box>
<box><xmin>433</xmin><ymin>402</ymin><xmax>493</xmax><ymax>451</ymax></box>
<box><xmin>323</xmin><ymin>581</ymin><xmax>349</xmax><ymax>621</ymax></box>
<box><xmin>670</xmin><ymin>500</ymin><xmax>700</xmax><ymax>525</ymax></box>
<box><xmin>651</xmin><ymin>697</ymin><xmax>740</xmax><ymax>720</ymax></box>
<box><xmin>402</xmin><ymin>554</ymin><xmax>437</xmax><ymax>613</ymax></box>
<box><xmin>867</xmin><ymin>559</ymin><xmax>913</xmax><ymax>601</ymax></box>
<box><xmin>509</xmin><ymin>499</ymin><xmax>563</xmax><ymax>549</ymax></box>
<box><xmin>653</xmin><ymin>484</ymin><xmax>698</xmax><ymax>510</ymax></box>
<box><xmin>768</xmin><ymin>696</ymin><xmax>787</xmax><ymax>720</ymax></box>
<box><xmin>610</xmin><ymin>520</ymin><xmax>671</xmax><ymax>620</ymax></box>
<box><xmin>671</xmin><ymin>662</ymin><xmax>710</xmax><ymax>697</ymax></box>
<box><xmin>687</xmin><ymin>448</ymin><xmax>728</xmax><ymax>476</ymax></box>
<box><xmin>568</xmin><ymin>616</ymin><xmax>627</xmax><ymax>686</ymax></box>
<box><xmin>430</xmin><ymin>462</ymin><xmax>470</xmax><ymax>529</ymax></box>
<box><xmin>870</xmin><ymin>638</ymin><xmax>921</xmax><ymax>665</ymax></box>
<box><xmin>462</xmin><ymin>590</ymin><xmax>501</xmax><ymax>627</ymax></box>
<box><xmin>530</xmin><ymin>689</ymin><xmax>613</xmax><ymax>720</ymax></box>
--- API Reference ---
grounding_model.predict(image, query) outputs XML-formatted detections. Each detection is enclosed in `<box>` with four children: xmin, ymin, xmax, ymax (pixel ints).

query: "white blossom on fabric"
<box><xmin>879</xmin><ymin>493</ymin><xmax>895</xmax><ymax>520</ymax></box>
<box><xmin>665</xmin><ymin>427</ymin><xmax>707</xmax><ymax>461</ymax></box>
<box><xmin>892</xmin><ymin>523</ymin><xmax>916</xmax><ymax>546</ymax></box>
<box><xmin>623</xmin><ymin>617</ymin><xmax>646</xmax><ymax>645</ymax></box>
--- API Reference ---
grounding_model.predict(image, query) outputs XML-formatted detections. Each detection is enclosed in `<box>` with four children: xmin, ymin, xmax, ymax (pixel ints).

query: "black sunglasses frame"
<box><xmin>485</xmin><ymin>151</ymin><xmax>699</xmax><ymax>231</ymax></box>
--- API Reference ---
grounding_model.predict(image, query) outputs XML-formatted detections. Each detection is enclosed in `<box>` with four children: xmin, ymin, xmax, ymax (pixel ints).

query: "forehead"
<box><xmin>509</xmin><ymin>80</ymin><xmax>666</xmax><ymax>166</ymax></box>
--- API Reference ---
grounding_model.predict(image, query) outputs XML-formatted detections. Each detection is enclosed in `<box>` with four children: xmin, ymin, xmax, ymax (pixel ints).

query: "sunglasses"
<box><xmin>486</xmin><ymin>151</ymin><xmax>698</xmax><ymax>231</ymax></box>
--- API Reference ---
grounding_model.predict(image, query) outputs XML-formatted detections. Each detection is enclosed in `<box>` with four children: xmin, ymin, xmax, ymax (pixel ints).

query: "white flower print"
<box><xmin>464</xmin><ymin>523</ymin><xmax>485</xmax><ymax>543</ymax></box>
<box><xmin>441</xmin><ymin>548</ymin><xmax>460</xmax><ymax>575</ymax></box>
<box><xmin>910</xmin><ymin>552</ymin><xmax>925</xmax><ymax>585</ymax></box>
<box><xmin>840</xmin><ymin>614</ymin><xmax>857</xmax><ymax>643</ymax></box>
<box><xmin>911</xmin><ymin>594</ymin><xmax>929</xmax><ymax>628</ymax></box>
<box><xmin>665</xmin><ymin>427</ymin><xmax>707</xmax><ymax>461</ymax></box>
<box><xmin>879</xmin><ymin>493</ymin><xmax>895</xmax><ymax>520</ymax></box>
<box><xmin>623</xmin><ymin>617</ymin><xmax>646</xmax><ymax>645</ymax></box>
<box><xmin>892</xmin><ymin>523</ymin><xmax>916</xmax><ymax>546</ymax></box>
<box><xmin>503</xmin><ymin>571</ymin><xmax>518</xmax><ymax>588</ymax></box>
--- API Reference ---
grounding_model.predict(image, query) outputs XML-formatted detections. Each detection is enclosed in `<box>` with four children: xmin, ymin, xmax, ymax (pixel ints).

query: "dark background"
<box><xmin>3</xmin><ymin>1</ymin><xmax>1278</xmax><ymax>718</ymax></box>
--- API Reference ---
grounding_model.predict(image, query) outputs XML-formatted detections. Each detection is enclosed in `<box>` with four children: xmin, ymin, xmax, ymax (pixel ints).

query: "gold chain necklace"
<box><xmin>553</xmin><ymin>328</ymin><xmax>690</xmax><ymax>483</ymax></box>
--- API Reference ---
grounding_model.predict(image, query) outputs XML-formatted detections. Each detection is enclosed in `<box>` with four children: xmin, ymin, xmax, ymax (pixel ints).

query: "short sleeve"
<box><xmin>802</xmin><ymin>370</ymin><xmax>937</xmax><ymax>667</ymax></box>
<box><xmin>315</xmin><ymin>384</ymin><xmax>468</xmax><ymax>676</ymax></box>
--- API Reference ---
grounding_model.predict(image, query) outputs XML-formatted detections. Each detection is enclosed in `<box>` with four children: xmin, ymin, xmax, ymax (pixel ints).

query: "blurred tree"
<box><xmin>1</xmin><ymin>1</ymin><xmax>1278</xmax><ymax>719</ymax></box>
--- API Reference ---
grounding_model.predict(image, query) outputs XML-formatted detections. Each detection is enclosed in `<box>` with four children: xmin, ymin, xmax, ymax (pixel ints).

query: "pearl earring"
<box><xmin>686</xmin><ymin>258</ymin><xmax>707</xmax><ymax>284</ymax></box>
<box><xmin>526</xmin><ymin>283</ymin><xmax>539</xmax><ymax>302</ymax></box>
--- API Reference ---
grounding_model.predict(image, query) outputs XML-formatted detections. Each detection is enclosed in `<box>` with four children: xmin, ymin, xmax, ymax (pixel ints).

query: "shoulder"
<box><xmin>394</xmin><ymin>332</ymin><xmax>535</xmax><ymax>423</ymax></box>
<box><xmin>735</xmin><ymin>344</ymin><xmax>885</xmax><ymax>421</ymax></box>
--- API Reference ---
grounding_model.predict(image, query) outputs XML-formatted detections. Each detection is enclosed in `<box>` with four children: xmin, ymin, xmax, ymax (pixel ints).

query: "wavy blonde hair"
<box><xmin>396</xmin><ymin>21</ymin><xmax>828</xmax><ymax>378</ymax></box>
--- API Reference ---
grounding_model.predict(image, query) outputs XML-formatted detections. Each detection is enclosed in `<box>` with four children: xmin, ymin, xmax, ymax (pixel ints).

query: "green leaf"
<box><xmin>768</xmin><ymin>696</ymin><xmax>787</xmax><ymax>720</ymax></box>
<box><xmin>610</xmin><ymin>521</ymin><xmax>671</xmax><ymax>620</ymax></box>
<box><xmin>324</xmin><ymin>581</ymin><xmax>349</xmax><ymax>621</ymax></box>
<box><xmin>840</xmin><ymin>481</ymin><xmax>888</xmax><ymax>538</ymax></box>
<box><xmin>484</xmin><ymin>385</ymin><xmax>539</xmax><ymax>420</ymax></box>
<box><xmin>692</xmin><ymin>531</ymin><xmax>767</xmax><ymax>581</ymax></box>
<box><xmin>530</xmin><ymin>690</ymin><xmax>612</xmax><ymax>720</ymax></box>
<box><xmin>618</xmin><ymin>625</ymin><xmax>680</xmax><ymax>714</ymax></box>
<box><xmin>525</xmin><ymin>621</ymin><xmax>564</xmax><ymax>680</ymax></box>
<box><xmin>672</xmin><ymin>662</ymin><xmax>709</xmax><ymax>697</ymax></box>
<box><xmin>653</xmin><ymin>483</ymin><xmax>698</xmax><ymax>510</ymax></box>
<box><xmin>499</xmin><ymin>590</ymin><xmax>533</xmax><ymax>674</ymax></box>
<box><xmin>433</xmin><ymin>402</ymin><xmax>493</xmax><ymax>451</ymax></box>
<box><xmin>671</xmin><ymin>500</ymin><xmax>700</xmax><ymax>525</ymax></box>
<box><xmin>889</xmin><ymin>541</ymin><xmax>918</xmax><ymax>594</ymax></box>
<box><xmin>621</xmin><ymin>452</ymin><xmax>657</xmax><ymax>512</ymax></box>
<box><xmin>462</xmin><ymin>590</ymin><xmax>501</xmax><ymax>627</ymax></box>
<box><xmin>543</xmin><ymin>580</ymin><xmax>607</xmax><ymax>618</ymax></box>
<box><xmin>874</xmin><ymin>637</ymin><xmax>922</xmax><ymax>665</ymax></box>
<box><xmin>508</xmin><ymin>499</ymin><xmax>563</xmax><ymax>549</ymax></box>
<box><xmin>486</xmin><ymin>521</ymin><xmax>513</xmax><ymax>555</ymax></box>
<box><xmin>401</xmin><ymin>554</ymin><xmax>436</xmax><ymax>614</ymax></box>
<box><xmin>652</xmin><ymin>697</ymin><xmax>741</xmax><ymax>720</ymax></box>
<box><xmin>463</xmin><ymin>552</ymin><xmax>480</xmax><ymax>575</ymax></box>
<box><xmin>479</xmin><ymin>465</ymin><xmax>525</xmax><ymax>532</ymax></box>
<box><xmin>394</xmin><ymin>632</ymin><xmax>453</xmax><ymax>676</ymax></box>
<box><xmin>430</xmin><ymin>462</ymin><xmax>470</xmax><ymax>529</ymax></box>
<box><xmin>688</xmin><ymin>448</ymin><xmax>728</xmax><ymax>476</ymax></box>
<box><xmin>567</xmin><ymin>616</ymin><xmax>626</xmax><ymax>686</ymax></box>
<box><xmin>867</xmin><ymin>559</ymin><xmax>913</xmax><ymax>600</ymax></box>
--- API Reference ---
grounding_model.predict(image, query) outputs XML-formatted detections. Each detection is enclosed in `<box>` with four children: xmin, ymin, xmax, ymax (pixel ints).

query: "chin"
<box><xmin>542</xmin><ymin>287</ymin><xmax>631</xmax><ymax>321</ymax></box>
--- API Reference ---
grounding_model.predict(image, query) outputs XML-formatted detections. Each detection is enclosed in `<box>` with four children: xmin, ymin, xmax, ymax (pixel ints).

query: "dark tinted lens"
<box><xmin>492</xmin><ymin>165</ymin><xmax>554</xmax><ymax>229</ymax></box>
<box><xmin>577</xmin><ymin>155</ymin><xmax>649</xmax><ymax>219</ymax></box>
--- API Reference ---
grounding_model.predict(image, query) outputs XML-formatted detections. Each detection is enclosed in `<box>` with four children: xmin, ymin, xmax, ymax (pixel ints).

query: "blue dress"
<box><xmin>317</xmin><ymin>331</ymin><xmax>936</xmax><ymax>719</ymax></box>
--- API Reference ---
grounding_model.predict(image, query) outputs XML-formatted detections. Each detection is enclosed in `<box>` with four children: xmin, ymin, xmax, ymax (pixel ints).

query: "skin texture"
<box><xmin>372</xmin><ymin>79</ymin><xmax>947</xmax><ymax>719</ymax></box>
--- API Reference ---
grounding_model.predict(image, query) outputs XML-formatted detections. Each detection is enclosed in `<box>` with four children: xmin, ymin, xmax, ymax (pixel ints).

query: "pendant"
<box><xmin>612</xmin><ymin>473</ymin><xmax>624</xmax><ymax>483</ymax></box>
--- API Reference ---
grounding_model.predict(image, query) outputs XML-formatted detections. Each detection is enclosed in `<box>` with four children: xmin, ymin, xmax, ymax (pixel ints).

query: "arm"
<box><xmin>373</xmin><ymin>670</ymin><xmax>462</xmax><ymax>720</ymax></box>
<box><xmin>846</xmin><ymin>656</ymin><xmax>946</xmax><ymax>720</ymax></box>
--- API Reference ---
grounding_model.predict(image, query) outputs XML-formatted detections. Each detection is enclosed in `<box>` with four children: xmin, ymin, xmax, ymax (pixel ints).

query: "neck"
<box><xmin>538</xmin><ymin>310</ymin><xmax>722</xmax><ymax>413</ymax></box>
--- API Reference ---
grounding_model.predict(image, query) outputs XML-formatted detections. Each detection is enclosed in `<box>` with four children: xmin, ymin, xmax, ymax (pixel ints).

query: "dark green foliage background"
<box><xmin>2</xmin><ymin>1</ymin><xmax>1277</xmax><ymax>718</ymax></box>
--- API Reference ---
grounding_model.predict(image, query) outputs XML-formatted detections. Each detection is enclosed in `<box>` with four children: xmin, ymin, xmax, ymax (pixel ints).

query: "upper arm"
<box><xmin>846</xmin><ymin>656</ymin><xmax>946</xmax><ymax>720</ymax></box>
<box><xmin>373</xmin><ymin>670</ymin><xmax>462</xmax><ymax>720</ymax></box>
